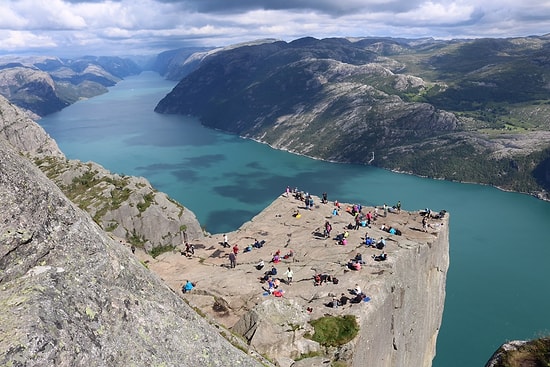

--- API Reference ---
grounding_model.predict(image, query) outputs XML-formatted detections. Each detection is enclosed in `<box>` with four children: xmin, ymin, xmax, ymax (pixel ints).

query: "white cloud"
<box><xmin>0</xmin><ymin>0</ymin><xmax>547</xmax><ymax>56</ymax></box>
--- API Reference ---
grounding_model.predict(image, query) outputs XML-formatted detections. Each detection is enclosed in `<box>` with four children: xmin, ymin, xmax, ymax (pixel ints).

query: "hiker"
<box><xmin>314</xmin><ymin>274</ymin><xmax>322</xmax><ymax>286</ymax></box>
<box><xmin>256</xmin><ymin>259</ymin><xmax>265</xmax><ymax>270</ymax></box>
<box><xmin>396</xmin><ymin>201</ymin><xmax>401</xmax><ymax>212</ymax></box>
<box><xmin>422</xmin><ymin>216</ymin><xmax>428</xmax><ymax>232</ymax></box>
<box><xmin>365</xmin><ymin>234</ymin><xmax>375</xmax><ymax>247</ymax></box>
<box><xmin>284</xmin><ymin>267</ymin><xmax>293</xmax><ymax>285</ymax></box>
<box><xmin>348</xmin><ymin>260</ymin><xmax>361</xmax><ymax>270</ymax></box>
<box><xmin>354</xmin><ymin>215</ymin><xmax>361</xmax><ymax>230</ymax></box>
<box><xmin>366</xmin><ymin>211</ymin><xmax>373</xmax><ymax>225</ymax></box>
<box><xmin>229</xmin><ymin>252</ymin><xmax>236</xmax><ymax>268</ymax></box>
<box><xmin>223</xmin><ymin>234</ymin><xmax>229</xmax><ymax>248</ymax></box>
<box><xmin>340</xmin><ymin>293</ymin><xmax>350</xmax><ymax>306</ymax></box>
<box><xmin>182</xmin><ymin>280</ymin><xmax>194</xmax><ymax>294</ymax></box>
<box><xmin>373</xmin><ymin>252</ymin><xmax>388</xmax><ymax>261</ymax></box>
<box><xmin>320</xmin><ymin>273</ymin><xmax>332</xmax><ymax>284</ymax></box>
<box><xmin>324</xmin><ymin>221</ymin><xmax>332</xmax><ymax>238</ymax></box>
<box><xmin>185</xmin><ymin>242</ymin><xmax>195</xmax><ymax>257</ymax></box>
<box><xmin>232</xmin><ymin>244</ymin><xmax>239</xmax><ymax>255</ymax></box>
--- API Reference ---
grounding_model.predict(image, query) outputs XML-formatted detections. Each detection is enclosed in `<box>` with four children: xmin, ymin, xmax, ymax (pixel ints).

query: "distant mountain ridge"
<box><xmin>155</xmin><ymin>36</ymin><xmax>550</xmax><ymax>199</ymax></box>
<box><xmin>0</xmin><ymin>55</ymin><xmax>141</xmax><ymax>116</ymax></box>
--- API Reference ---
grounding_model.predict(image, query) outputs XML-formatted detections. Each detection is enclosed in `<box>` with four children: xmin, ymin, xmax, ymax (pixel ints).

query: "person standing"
<box><xmin>396</xmin><ymin>201</ymin><xmax>401</xmax><ymax>212</ymax></box>
<box><xmin>284</xmin><ymin>267</ymin><xmax>294</xmax><ymax>285</ymax></box>
<box><xmin>422</xmin><ymin>216</ymin><xmax>428</xmax><ymax>232</ymax></box>
<box><xmin>223</xmin><ymin>234</ymin><xmax>229</xmax><ymax>248</ymax></box>
<box><xmin>229</xmin><ymin>252</ymin><xmax>236</xmax><ymax>268</ymax></box>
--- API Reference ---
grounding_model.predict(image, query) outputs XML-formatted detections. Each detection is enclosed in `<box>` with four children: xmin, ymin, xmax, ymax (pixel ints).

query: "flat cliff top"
<box><xmin>141</xmin><ymin>193</ymin><xmax>449</xmax><ymax>327</ymax></box>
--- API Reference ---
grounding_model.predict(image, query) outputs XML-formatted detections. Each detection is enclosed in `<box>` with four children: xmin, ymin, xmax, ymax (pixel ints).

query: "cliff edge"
<box><xmin>143</xmin><ymin>194</ymin><xmax>450</xmax><ymax>367</ymax></box>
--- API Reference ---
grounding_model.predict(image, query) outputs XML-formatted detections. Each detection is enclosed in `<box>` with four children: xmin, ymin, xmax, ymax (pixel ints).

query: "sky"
<box><xmin>1</xmin><ymin>0</ymin><xmax>549</xmax><ymax>57</ymax></box>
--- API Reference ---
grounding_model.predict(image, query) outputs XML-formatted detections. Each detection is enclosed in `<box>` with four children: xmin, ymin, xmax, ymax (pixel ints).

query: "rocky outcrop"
<box><xmin>0</xmin><ymin>95</ymin><xmax>63</xmax><ymax>157</ymax></box>
<box><xmin>485</xmin><ymin>338</ymin><xmax>550</xmax><ymax>367</ymax></box>
<box><xmin>0</xmin><ymin>135</ymin><xmax>268</xmax><ymax>367</ymax></box>
<box><xmin>146</xmin><ymin>194</ymin><xmax>450</xmax><ymax>367</ymax></box>
<box><xmin>0</xmin><ymin>65</ymin><xmax>68</xmax><ymax>116</ymax></box>
<box><xmin>34</xmin><ymin>157</ymin><xmax>205</xmax><ymax>250</ymax></box>
<box><xmin>0</xmin><ymin>94</ymin><xmax>204</xmax><ymax>252</ymax></box>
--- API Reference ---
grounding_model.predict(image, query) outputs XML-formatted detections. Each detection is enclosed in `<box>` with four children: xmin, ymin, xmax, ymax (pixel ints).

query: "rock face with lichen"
<box><xmin>0</xmin><ymin>94</ymin><xmax>205</xmax><ymax>251</ymax></box>
<box><xmin>0</xmin><ymin>128</ymin><xmax>268</xmax><ymax>367</ymax></box>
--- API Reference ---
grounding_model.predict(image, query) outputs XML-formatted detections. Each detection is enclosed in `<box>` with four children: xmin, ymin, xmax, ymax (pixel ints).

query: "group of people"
<box><xmin>218</xmin><ymin>190</ymin><xmax>408</xmax><ymax>312</ymax></box>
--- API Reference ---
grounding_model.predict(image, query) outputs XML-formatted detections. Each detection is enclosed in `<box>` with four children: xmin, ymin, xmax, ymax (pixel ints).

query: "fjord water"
<box><xmin>39</xmin><ymin>72</ymin><xmax>550</xmax><ymax>367</ymax></box>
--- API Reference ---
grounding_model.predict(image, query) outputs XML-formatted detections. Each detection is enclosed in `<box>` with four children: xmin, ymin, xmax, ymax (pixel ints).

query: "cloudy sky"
<box><xmin>1</xmin><ymin>0</ymin><xmax>549</xmax><ymax>57</ymax></box>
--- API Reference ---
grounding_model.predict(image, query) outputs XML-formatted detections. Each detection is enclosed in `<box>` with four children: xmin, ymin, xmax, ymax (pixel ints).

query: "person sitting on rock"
<box><xmin>365</xmin><ymin>235</ymin><xmax>375</xmax><ymax>247</ymax></box>
<box><xmin>354</xmin><ymin>252</ymin><xmax>364</xmax><ymax>264</ymax></box>
<box><xmin>182</xmin><ymin>280</ymin><xmax>194</xmax><ymax>294</ymax></box>
<box><xmin>314</xmin><ymin>274</ymin><xmax>322</xmax><ymax>286</ymax></box>
<box><xmin>320</xmin><ymin>273</ymin><xmax>332</xmax><ymax>284</ymax></box>
<box><xmin>256</xmin><ymin>259</ymin><xmax>265</xmax><ymax>270</ymax></box>
<box><xmin>283</xmin><ymin>250</ymin><xmax>294</xmax><ymax>259</ymax></box>
<box><xmin>351</xmin><ymin>293</ymin><xmax>366</xmax><ymax>304</ymax></box>
<box><xmin>351</xmin><ymin>283</ymin><xmax>362</xmax><ymax>295</ymax></box>
<box><xmin>339</xmin><ymin>293</ymin><xmax>350</xmax><ymax>306</ymax></box>
<box><xmin>376</xmin><ymin>237</ymin><xmax>386</xmax><ymax>249</ymax></box>
<box><xmin>373</xmin><ymin>252</ymin><xmax>388</xmax><ymax>261</ymax></box>
<box><xmin>348</xmin><ymin>260</ymin><xmax>361</xmax><ymax>271</ymax></box>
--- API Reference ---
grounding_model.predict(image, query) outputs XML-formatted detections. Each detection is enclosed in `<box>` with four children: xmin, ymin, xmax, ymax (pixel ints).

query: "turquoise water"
<box><xmin>39</xmin><ymin>72</ymin><xmax>550</xmax><ymax>367</ymax></box>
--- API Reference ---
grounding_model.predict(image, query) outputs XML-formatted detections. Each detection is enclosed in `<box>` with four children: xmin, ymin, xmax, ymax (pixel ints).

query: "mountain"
<box><xmin>148</xmin><ymin>46</ymin><xmax>213</xmax><ymax>80</ymax></box>
<box><xmin>155</xmin><ymin>36</ymin><xmax>550</xmax><ymax>199</ymax></box>
<box><xmin>0</xmin><ymin>55</ymin><xmax>141</xmax><ymax>116</ymax></box>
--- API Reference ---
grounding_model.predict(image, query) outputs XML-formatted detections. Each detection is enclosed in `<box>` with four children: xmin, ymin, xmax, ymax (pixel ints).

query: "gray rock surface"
<box><xmin>146</xmin><ymin>194</ymin><xmax>450</xmax><ymax>366</ymax></box>
<box><xmin>35</xmin><ymin>157</ymin><xmax>205</xmax><ymax>250</ymax></box>
<box><xmin>0</xmin><ymin>136</ymin><xmax>268</xmax><ymax>367</ymax></box>
<box><xmin>0</xmin><ymin>95</ymin><xmax>64</xmax><ymax>157</ymax></box>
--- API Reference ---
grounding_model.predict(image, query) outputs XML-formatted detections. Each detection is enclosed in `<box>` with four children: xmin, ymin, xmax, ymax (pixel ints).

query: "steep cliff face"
<box><xmin>352</xmin><ymin>217</ymin><xmax>449</xmax><ymax>367</ymax></box>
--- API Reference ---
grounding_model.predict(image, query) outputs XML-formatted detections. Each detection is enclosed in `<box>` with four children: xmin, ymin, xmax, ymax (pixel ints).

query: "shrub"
<box><xmin>309</xmin><ymin>315</ymin><xmax>359</xmax><ymax>347</ymax></box>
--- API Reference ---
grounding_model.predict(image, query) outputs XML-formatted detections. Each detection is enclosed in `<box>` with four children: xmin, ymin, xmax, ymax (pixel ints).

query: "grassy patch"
<box><xmin>137</xmin><ymin>192</ymin><xmax>155</xmax><ymax>213</ymax></box>
<box><xmin>149</xmin><ymin>244</ymin><xmax>175</xmax><ymax>259</ymax></box>
<box><xmin>308</xmin><ymin>315</ymin><xmax>359</xmax><ymax>347</ymax></box>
